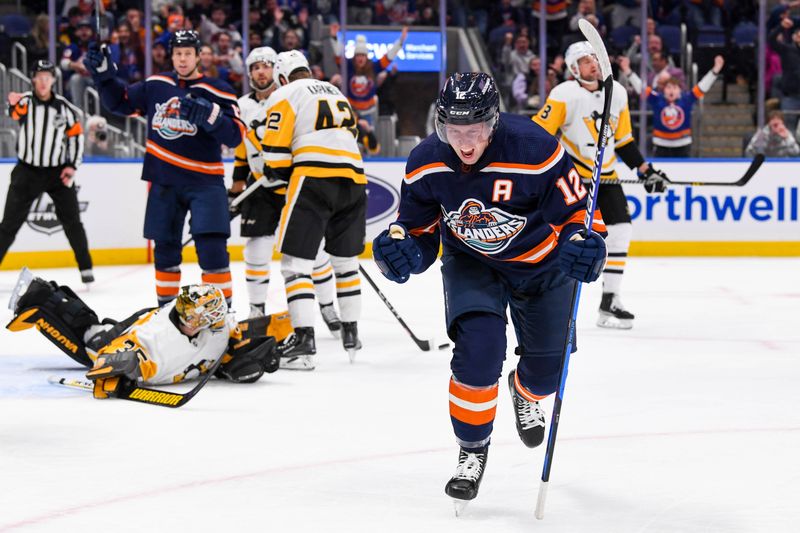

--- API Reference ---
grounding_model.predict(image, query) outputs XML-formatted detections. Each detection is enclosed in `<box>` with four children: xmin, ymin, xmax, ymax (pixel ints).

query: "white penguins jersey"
<box><xmin>235</xmin><ymin>91</ymin><xmax>271</xmax><ymax>178</ymax></box>
<box><xmin>260</xmin><ymin>78</ymin><xmax>366</xmax><ymax>184</ymax></box>
<box><xmin>94</xmin><ymin>302</ymin><xmax>233</xmax><ymax>385</ymax></box>
<box><xmin>533</xmin><ymin>79</ymin><xmax>634</xmax><ymax>180</ymax></box>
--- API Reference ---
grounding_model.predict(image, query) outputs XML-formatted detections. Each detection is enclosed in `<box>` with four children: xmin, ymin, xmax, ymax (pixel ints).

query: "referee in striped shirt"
<box><xmin>1</xmin><ymin>60</ymin><xmax>94</xmax><ymax>283</ymax></box>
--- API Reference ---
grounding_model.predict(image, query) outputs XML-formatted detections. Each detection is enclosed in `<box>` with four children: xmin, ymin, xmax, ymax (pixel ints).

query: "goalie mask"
<box><xmin>434</xmin><ymin>72</ymin><xmax>499</xmax><ymax>147</ymax></box>
<box><xmin>175</xmin><ymin>284</ymin><xmax>227</xmax><ymax>333</ymax></box>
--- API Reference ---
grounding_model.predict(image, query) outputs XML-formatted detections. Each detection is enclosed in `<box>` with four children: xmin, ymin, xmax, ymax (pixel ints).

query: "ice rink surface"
<box><xmin>0</xmin><ymin>257</ymin><xmax>798</xmax><ymax>532</ymax></box>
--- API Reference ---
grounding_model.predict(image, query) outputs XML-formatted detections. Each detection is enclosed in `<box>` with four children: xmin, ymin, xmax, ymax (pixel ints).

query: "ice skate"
<box><xmin>277</xmin><ymin>327</ymin><xmax>316</xmax><ymax>371</ymax></box>
<box><xmin>80</xmin><ymin>269</ymin><xmax>94</xmax><ymax>290</ymax></box>
<box><xmin>319</xmin><ymin>302</ymin><xmax>342</xmax><ymax>338</ymax></box>
<box><xmin>508</xmin><ymin>370</ymin><xmax>546</xmax><ymax>448</ymax></box>
<box><xmin>597</xmin><ymin>292</ymin><xmax>634</xmax><ymax>329</ymax></box>
<box><xmin>341</xmin><ymin>322</ymin><xmax>361</xmax><ymax>363</ymax></box>
<box><xmin>248</xmin><ymin>303</ymin><xmax>265</xmax><ymax>319</ymax></box>
<box><xmin>7</xmin><ymin>267</ymin><xmax>34</xmax><ymax>311</ymax></box>
<box><xmin>445</xmin><ymin>446</ymin><xmax>488</xmax><ymax>516</ymax></box>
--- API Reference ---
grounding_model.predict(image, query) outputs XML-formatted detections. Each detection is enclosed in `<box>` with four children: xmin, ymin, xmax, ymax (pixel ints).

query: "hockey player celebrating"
<box><xmin>534</xmin><ymin>41</ymin><xmax>669</xmax><ymax>329</ymax></box>
<box><xmin>259</xmin><ymin>51</ymin><xmax>367</xmax><ymax>370</ymax></box>
<box><xmin>7</xmin><ymin>275</ymin><xmax>280</xmax><ymax>399</ymax></box>
<box><xmin>83</xmin><ymin>30</ymin><xmax>244</xmax><ymax>306</ymax></box>
<box><xmin>372</xmin><ymin>72</ymin><xmax>607</xmax><ymax>508</ymax></box>
<box><xmin>230</xmin><ymin>46</ymin><xmax>343</xmax><ymax>340</ymax></box>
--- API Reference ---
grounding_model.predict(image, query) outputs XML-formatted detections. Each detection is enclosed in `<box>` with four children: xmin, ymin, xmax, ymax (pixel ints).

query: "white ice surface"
<box><xmin>0</xmin><ymin>258</ymin><xmax>798</xmax><ymax>532</ymax></box>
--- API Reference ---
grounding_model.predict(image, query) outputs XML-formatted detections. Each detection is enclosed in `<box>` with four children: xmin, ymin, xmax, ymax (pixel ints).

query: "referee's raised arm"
<box><xmin>0</xmin><ymin>60</ymin><xmax>94</xmax><ymax>285</ymax></box>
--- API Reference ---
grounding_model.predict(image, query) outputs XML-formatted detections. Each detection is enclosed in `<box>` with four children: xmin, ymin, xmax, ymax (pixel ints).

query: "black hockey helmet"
<box><xmin>435</xmin><ymin>72</ymin><xmax>499</xmax><ymax>144</ymax></box>
<box><xmin>30</xmin><ymin>59</ymin><xmax>56</xmax><ymax>78</ymax></box>
<box><xmin>169</xmin><ymin>30</ymin><xmax>201</xmax><ymax>54</ymax></box>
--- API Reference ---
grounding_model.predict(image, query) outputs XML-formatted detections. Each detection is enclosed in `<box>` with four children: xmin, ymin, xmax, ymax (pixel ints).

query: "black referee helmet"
<box><xmin>30</xmin><ymin>60</ymin><xmax>56</xmax><ymax>78</ymax></box>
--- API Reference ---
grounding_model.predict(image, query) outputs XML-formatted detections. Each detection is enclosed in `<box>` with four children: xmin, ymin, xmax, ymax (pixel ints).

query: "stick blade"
<box><xmin>535</xmin><ymin>480</ymin><xmax>549</xmax><ymax>520</ymax></box>
<box><xmin>578</xmin><ymin>19</ymin><xmax>612</xmax><ymax>80</ymax></box>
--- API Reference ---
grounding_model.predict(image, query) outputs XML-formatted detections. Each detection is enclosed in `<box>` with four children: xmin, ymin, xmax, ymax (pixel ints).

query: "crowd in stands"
<box><xmin>5</xmin><ymin>1</ymin><xmax>800</xmax><ymax>158</ymax></box>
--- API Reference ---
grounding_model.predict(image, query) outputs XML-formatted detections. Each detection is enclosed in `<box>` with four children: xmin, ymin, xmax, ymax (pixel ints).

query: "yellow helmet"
<box><xmin>175</xmin><ymin>284</ymin><xmax>227</xmax><ymax>332</ymax></box>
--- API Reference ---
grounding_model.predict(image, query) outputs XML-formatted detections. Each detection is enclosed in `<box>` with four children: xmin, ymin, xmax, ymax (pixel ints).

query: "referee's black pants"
<box><xmin>0</xmin><ymin>162</ymin><xmax>92</xmax><ymax>270</ymax></box>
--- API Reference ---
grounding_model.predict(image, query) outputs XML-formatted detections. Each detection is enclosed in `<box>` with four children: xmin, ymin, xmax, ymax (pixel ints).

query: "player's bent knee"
<box><xmin>329</xmin><ymin>254</ymin><xmax>358</xmax><ymax>274</ymax></box>
<box><xmin>194</xmin><ymin>234</ymin><xmax>229</xmax><ymax>271</ymax></box>
<box><xmin>450</xmin><ymin>312</ymin><xmax>507</xmax><ymax>387</ymax></box>
<box><xmin>280</xmin><ymin>254</ymin><xmax>315</xmax><ymax>277</ymax></box>
<box><xmin>153</xmin><ymin>241</ymin><xmax>182</xmax><ymax>270</ymax></box>
<box><xmin>517</xmin><ymin>355</ymin><xmax>562</xmax><ymax>396</ymax></box>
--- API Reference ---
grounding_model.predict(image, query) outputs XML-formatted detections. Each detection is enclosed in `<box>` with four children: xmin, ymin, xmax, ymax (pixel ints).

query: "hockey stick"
<box><xmin>48</xmin><ymin>355</ymin><xmax>223</xmax><ymax>408</ymax></box>
<box><xmin>598</xmin><ymin>153</ymin><xmax>765</xmax><ymax>187</ymax></box>
<box><xmin>359</xmin><ymin>264</ymin><xmax>450</xmax><ymax>352</ymax></box>
<box><xmin>535</xmin><ymin>19</ymin><xmax>611</xmax><ymax>520</ymax></box>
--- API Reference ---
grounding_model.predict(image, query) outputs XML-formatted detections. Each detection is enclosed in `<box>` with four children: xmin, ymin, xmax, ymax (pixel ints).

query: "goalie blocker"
<box><xmin>6</xmin><ymin>275</ymin><xmax>285</xmax><ymax>397</ymax></box>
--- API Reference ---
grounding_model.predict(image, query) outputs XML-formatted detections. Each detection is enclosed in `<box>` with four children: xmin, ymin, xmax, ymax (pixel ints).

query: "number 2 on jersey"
<box><xmin>556</xmin><ymin>168</ymin><xmax>588</xmax><ymax>205</ymax></box>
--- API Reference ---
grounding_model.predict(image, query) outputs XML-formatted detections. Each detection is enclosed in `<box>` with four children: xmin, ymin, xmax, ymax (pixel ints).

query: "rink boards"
<box><xmin>0</xmin><ymin>158</ymin><xmax>798</xmax><ymax>269</ymax></box>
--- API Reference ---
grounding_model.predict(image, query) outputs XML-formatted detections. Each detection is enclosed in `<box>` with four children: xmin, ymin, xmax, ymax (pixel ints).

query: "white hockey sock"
<box><xmin>330</xmin><ymin>255</ymin><xmax>361</xmax><ymax>323</ymax></box>
<box><xmin>602</xmin><ymin>223</ymin><xmax>633</xmax><ymax>295</ymax></box>
<box><xmin>244</xmin><ymin>236</ymin><xmax>274</xmax><ymax>306</ymax></box>
<box><xmin>281</xmin><ymin>254</ymin><xmax>315</xmax><ymax>329</ymax></box>
<box><xmin>312</xmin><ymin>253</ymin><xmax>335</xmax><ymax>307</ymax></box>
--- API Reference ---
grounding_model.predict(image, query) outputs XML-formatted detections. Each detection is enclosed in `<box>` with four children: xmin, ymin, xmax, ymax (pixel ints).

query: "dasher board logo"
<box><xmin>26</xmin><ymin>190</ymin><xmax>88</xmax><ymax>235</ymax></box>
<box><xmin>442</xmin><ymin>199</ymin><xmax>526</xmax><ymax>254</ymax></box>
<box><xmin>152</xmin><ymin>96</ymin><xmax>198</xmax><ymax>140</ymax></box>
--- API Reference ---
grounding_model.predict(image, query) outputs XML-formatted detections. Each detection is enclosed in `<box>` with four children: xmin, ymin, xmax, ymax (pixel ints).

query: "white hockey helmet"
<box><xmin>273</xmin><ymin>50</ymin><xmax>311</xmax><ymax>87</ymax></box>
<box><xmin>565</xmin><ymin>41</ymin><xmax>597</xmax><ymax>82</ymax></box>
<box><xmin>246</xmin><ymin>46</ymin><xmax>277</xmax><ymax>71</ymax></box>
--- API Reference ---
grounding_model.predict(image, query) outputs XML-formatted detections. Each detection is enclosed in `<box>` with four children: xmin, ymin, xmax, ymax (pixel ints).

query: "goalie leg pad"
<box><xmin>217</xmin><ymin>335</ymin><xmax>278</xmax><ymax>383</ymax></box>
<box><xmin>7</xmin><ymin>278</ymin><xmax>98</xmax><ymax>367</ymax></box>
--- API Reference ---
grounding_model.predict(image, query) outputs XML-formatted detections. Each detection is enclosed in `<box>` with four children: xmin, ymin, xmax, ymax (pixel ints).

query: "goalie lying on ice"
<box><xmin>7</xmin><ymin>273</ymin><xmax>288</xmax><ymax>398</ymax></box>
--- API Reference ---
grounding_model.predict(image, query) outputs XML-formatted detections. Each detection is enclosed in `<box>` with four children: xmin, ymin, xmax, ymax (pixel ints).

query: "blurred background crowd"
<box><xmin>1</xmin><ymin>0</ymin><xmax>798</xmax><ymax>160</ymax></box>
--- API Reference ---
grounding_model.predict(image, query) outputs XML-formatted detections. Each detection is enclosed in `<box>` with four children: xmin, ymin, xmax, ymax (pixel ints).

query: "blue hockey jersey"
<box><xmin>96</xmin><ymin>72</ymin><xmax>244</xmax><ymax>186</ymax></box>
<box><xmin>397</xmin><ymin>113</ymin><xmax>606</xmax><ymax>279</ymax></box>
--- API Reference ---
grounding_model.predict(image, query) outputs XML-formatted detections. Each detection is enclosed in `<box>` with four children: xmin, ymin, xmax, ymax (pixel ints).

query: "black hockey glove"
<box><xmin>640</xmin><ymin>164</ymin><xmax>669</xmax><ymax>194</ymax></box>
<box><xmin>558</xmin><ymin>230</ymin><xmax>607</xmax><ymax>283</ymax></box>
<box><xmin>179</xmin><ymin>95</ymin><xmax>222</xmax><ymax>132</ymax></box>
<box><xmin>84</xmin><ymin>42</ymin><xmax>117</xmax><ymax>83</ymax></box>
<box><xmin>227</xmin><ymin>188</ymin><xmax>242</xmax><ymax>217</ymax></box>
<box><xmin>372</xmin><ymin>223</ymin><xmax>422</xmax><ymax>284</ymax></box>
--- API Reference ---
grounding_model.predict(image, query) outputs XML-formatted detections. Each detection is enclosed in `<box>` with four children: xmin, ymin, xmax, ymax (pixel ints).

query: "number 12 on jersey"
<box><xmin>556</xmin><ymin>168</ymin><xmax>588</xmax><ymax>206</ymax></box>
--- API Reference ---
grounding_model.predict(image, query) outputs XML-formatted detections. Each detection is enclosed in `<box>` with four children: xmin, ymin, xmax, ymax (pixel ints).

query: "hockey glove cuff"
<box><xmin>84</xmin><ymin>42</ymin><xmax>117</xmax><ymax>83</ymax></box>
<box><xmin>372</xmin><ymin>223</ymin><xmax>422</xmax><ymax>284</ymax></box>
<box><xmin>558</xmin><ymin>231</ymin><xmax>607</xmax><ymax>283</ymax></box>
<box><xmin>86</xmin><ymin>351</ymin><xmax>141</xmax><ymax>399</ymax></box>
<box><xmin>179</xmin><ymin>95</ymin><xmax>222</xmax><ymax>132</ymax></box>
<box><xmin>640</xmin><ymin>164</ymin><xmax>669</xmax><ymax>194</ymax></box>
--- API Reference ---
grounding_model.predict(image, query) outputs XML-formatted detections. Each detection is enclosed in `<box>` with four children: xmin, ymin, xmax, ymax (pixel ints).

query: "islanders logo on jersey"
<box><xmin>443</xmin><ymin>199</ymin><xmax>526</xmax><ymax>254</ymax></box>
<box><xmin>152</xmin><ymin>96</ymin><xmax>198</xmax><ymax>140</ymax></box>
<box><xmin>349</xmin><ymin>75</ymin><xmax>375</xmax><ymax>99</ymax></box>
<box><xmin>660</xmin><ymin>104</ymin><xmax>686</xmax><ymax>130</ymax></box>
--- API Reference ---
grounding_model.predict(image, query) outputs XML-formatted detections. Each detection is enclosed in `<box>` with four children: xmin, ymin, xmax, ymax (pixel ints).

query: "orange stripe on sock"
<box><xmin>155</xmin><ymin>270</ymin><xmax>181</xmax><ymax>281</ymax></box>
<box><xmin>156</xmin><ymin>286</ymin><xmax>180</xmax><ymax>297</ymax></box>
<box><xmin>245</xmin><ymin>269</ymin><xmax>269</xmax><ymax>277</ymax></box>
<box><xmin>449</xmin><ymin>402</ymin><xmax>497</xmax><ymax>426</ymax></box>
<box><xmin>515</xmin><ymin>372</ymin><xmax>549</xmax><ymax>402</ymax></box>
<box><xmin>312</xmin><ymin>266</ymin><xmax>333</xmax><ymax>278</ymax></box>
<box><xmin>202</xmin><ymin>272</ymin><xmax>232</xmax><ymax>284</ymax></box>
<box><xmin>449</xmin><ymin>378</ymin><xmax>498</xmax><ymax>404</ymax></box>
